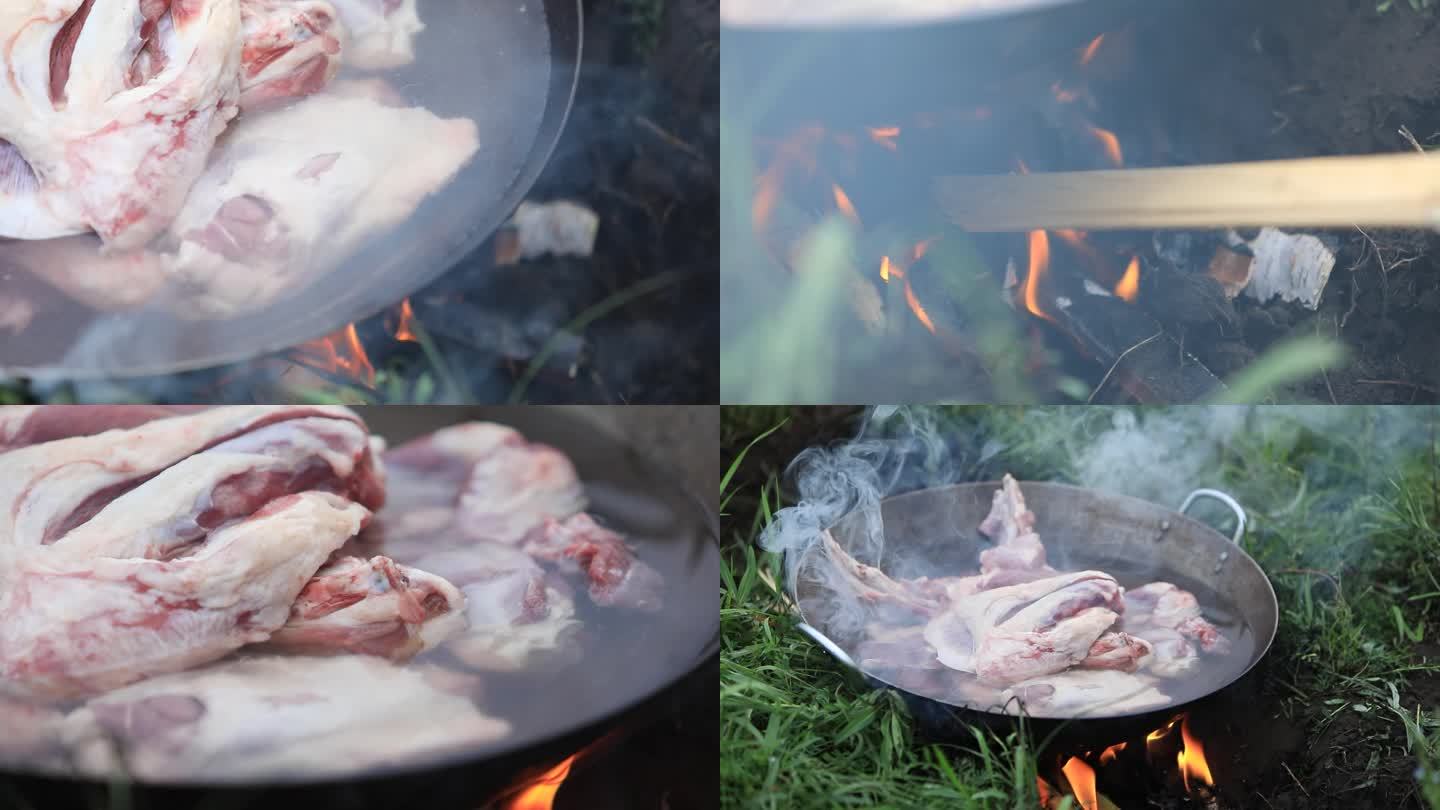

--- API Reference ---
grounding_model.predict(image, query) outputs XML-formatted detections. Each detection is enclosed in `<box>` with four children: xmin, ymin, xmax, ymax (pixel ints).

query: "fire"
<box><xmin>903</xmin><ymin>281</ymin><xmax>937</xmax><ymax>334</ymax></box>
<box><xmin>880</xmin><ymin>255</ymin><xmax>897</xmax><ymax>282</ymax></box>
<box><xmin>1079</xmin><ymin>34</ymin><xmax>1106</xmax><ymax>66</ymax></box>
<box><xmin>1086</xmin><ymin>125</ymin><xmax>1124</xmax><ymax>167</ymax></box>
<box><xmin>753</xmin><ymin>170</ymin><xmax>780</xmax><ymax>233</ymax></box>
<box><xmin>1061</xmin><ymin>757</ymin><xmax>1099</xmax><ymax>810</ymax></box>
<box><xmin>1051</xmin><ymin>81</ymin><xmax>1080</xmax><ymax>104</ymax></box>
<box><xmin>1115</xmin><ymin>256</ymin><xmax>1141</xmax><ymax>302</ymax></box>
<box><xmin>1023</xmin><ymin>229</ymin><xmax>1053</xmax><ymax>322</ymax></box>
<box><xmin>867</xmin><ymin>126</ymin><xmax>901</xmax><ymax>151</ymax></box>
<box><xmin>504</xmin><ymin>755</ymin><xmax>578</xmax><ymax>810</ymax></box>
<box><xmin>831</xmin><ymin>184</ymin><xmax>861</xmax><ymax>225</ymax></box>
<box><xmin>1146</xmin><ymin>716</ymin><xmax>1182</xmax><ymax>750</ymax></box>
<box><xmin>393</xmin><ymin>298</ymin><xmax>418</xmax><ymax>342</ymax></box>
<box><xmin>300</xmin><ymin>323</ymin><xmax>376</xmax><ymax>386</ymax></box>
<box><xmin>1178</xmin><ymin>716</ymin><xmax>1214</xmax><ymax>792</ymax></box>
<box><xmin>1098</xmin><ymin>742</ymin><xmax>1126</xmax><ymax>766</ymax></box>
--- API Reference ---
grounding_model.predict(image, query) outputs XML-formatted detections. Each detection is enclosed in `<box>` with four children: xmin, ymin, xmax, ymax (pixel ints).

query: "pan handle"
<box><xmin>796</xmin><ymin>622</ymin><xmax>862</xmax><ymax>673</ymax></box>
<box><xmin>1178</xmin><ymin>489</ymin><xmax>1247</xmax><ymax>547</ymax></box>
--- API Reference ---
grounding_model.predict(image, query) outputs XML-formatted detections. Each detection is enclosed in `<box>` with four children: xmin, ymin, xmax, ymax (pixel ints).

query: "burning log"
<box><xmin>935</xmin><ymin>152</ymin><xmax>1440</xmax><ymax>231</ymax></box>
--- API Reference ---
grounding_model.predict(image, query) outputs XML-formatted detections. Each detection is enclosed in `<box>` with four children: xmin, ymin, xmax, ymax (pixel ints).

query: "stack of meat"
<box><xmin>0</xmin><ymin>0</ymin><xmax>477</xmax><ymax>322</ymax></box>
<box><xmin>823</xmin><ymin>475</ymin><xmax>1230</xmax><ymax>716</ymax></box>
<box><xmin>0</xmin><ymin>406</ymin><xmax>662</xmax><ymax>780</ymax></box>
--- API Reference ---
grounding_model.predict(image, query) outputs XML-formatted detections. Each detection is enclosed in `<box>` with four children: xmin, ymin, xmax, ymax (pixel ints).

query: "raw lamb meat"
<box><xmin>61</xmin><ymin>654</ymin><xmax>511</xmax><ymax>780</ymax></box>
<box><xmin>923</xmin><ymin>570</ymin><xmax>1124</xmax><ymax>686</ymax></box>
<box><xmin>0</xmin><ymin>0</ymin><xmax>242</xmax><ymax>248</ymax></box>
<box><xmin>162</xmin><ymin>81</ymin><xmax>480</xmax><ymax>318</ymax></box>
<box><xmin>0</xmin><ymin>406</ymin><xmax>398</xmax><ymax>697</ymax></box>
<box><xmin>1001</xmin><ymin>669</ymin><xmax>1170</xmax><ymax>716</ymax></box>
<box><xmin>267</xmin><ymin>555</ymin><xmax>468</xmax><ymax>661</ymax></box>
<box><xmin>237</xmin><ymin>0</ymin><xmax>347</xmax><ymax>111</ymax></box>
<box><xmin>0</xmin><ymin>405</ymin><xmax>204</xmax><ymax>453</ymax></box>
<box><xmin>527</xmin><ymin>514</ymin><xmax>665</xmax><ymax>612</ymax></box>
<box><xmin>1124</xmin><ymin>581</ymin><xmax>1231</xmax><ymax>655</ymax></box>
<box><xmin>327</xmin><ymin>0</ymin><xmax>424</xmax><ymax>69</ymax></box>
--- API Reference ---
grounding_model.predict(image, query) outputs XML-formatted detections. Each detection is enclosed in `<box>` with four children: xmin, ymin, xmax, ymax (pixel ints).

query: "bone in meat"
<box><xmin>0</xmin><ymin>0</ymin><xmax>242</xmax><ymax>248</ymax></box>
<box><xmin>526</xmin><ymin>514</ymin><xmax>665</xmax><ymax>612</ymax></box>
<box><xmin>924</xmin><ymin>570</ymin><xmax>1124</xmax><ymax>686</ymax></box>
<box><xmin>267</xmin><ymin>555</ymin><xmax>469</xmax><ymax>661</ymax></box>
<box><xmin>61</xmin><ymin>654</ymin><xmax>510</xmax><ymax>780</ymax></box>
<box><xmin>238</xmin><ymin>0</ymin><xmax>347</xmax><ymax>111</ymax></box>
<box><xmin>975</xmin><ymin>474</ymin><xmax>1055</xmax><ymax>582</ymax></box>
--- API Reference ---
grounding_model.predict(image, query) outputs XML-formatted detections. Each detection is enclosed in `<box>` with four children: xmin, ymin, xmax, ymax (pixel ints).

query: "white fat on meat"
<box><xmin>0</xmin><ymin>492</ymin><xmax>370</xmax><ymax>699</ymax></box>
<box><xmin>61</xmin><ymin>654</ymin><xmax>510</xmax><ymax>780</ymax></box>
<box><xmin>1123</xmin><ymin>581</ymin><xmax>1231</xmax><ymax>656</ymax></box>
<box><xmin>162</xmin><ymin>81</ymin><xmax>479</xmax><ymax>318</ymax></box>
<box><xmin>0</xmin><ymin>0</ymin><xmax>242</xmax><ymax>247</ymax></box>
<box><xmin>327</xmin><ymin>0</ymin><xmax>424</xmax><ymax>69</ymax></box>
<box><xmin>924</xmin><ymin>570</ymin><xmax>1124</xmax><ymax>686</ymax></box>
<box><xmin>1001</xmin><ymin>669</ymin><xmax>1170</xmax><ymax>717</ymax></box>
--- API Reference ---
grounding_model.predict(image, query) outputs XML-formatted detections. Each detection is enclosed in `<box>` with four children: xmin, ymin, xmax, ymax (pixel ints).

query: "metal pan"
<box><xmin>723</xmin><ymin>0</ymin><xmax>1160</xmax><ymax>129</ymax></box>
<box><xmin>791</xmin><ymin>481</ymin><xmax>1278</xmax><ymax>745</ymax></box>
<box><xmin>0</xmin><ymin>405</ymin><xmax>719</xmax><ymax>810</ymax></box>
<box><xmin>0</xmin><ymin>0</ymin><xmax>582</xmax><ymax>378</ymax></box>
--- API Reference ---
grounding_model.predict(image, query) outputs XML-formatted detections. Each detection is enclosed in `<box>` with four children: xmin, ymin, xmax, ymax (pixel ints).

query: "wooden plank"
<box><xmin>934</xmin><ymin>152</ymin><xmax>1440</xmax><ymax>232</ymax></box>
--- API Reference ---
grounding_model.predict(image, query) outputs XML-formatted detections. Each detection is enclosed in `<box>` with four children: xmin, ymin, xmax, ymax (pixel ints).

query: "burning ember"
<box><xmin>1041</xmin><ymin>713</ymin><xmax>1216</xmax><ymax>808</ymax></box>
<box><xmin>502</xmin><ymin>754</ymin><xmax>578</xmax><ymax>810</ymax></box>
<box><xmin>297</xmin><ymin>323</ymin><xmax>377</xmax><ymax>387</ymax></box>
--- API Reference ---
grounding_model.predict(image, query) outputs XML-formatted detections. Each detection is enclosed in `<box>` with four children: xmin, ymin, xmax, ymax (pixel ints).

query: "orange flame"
<box><xmin>867</xmin><ymin>126</ymin><xmax>901</xmax><ymax>151</ymax></box>
<box><xmin>1024</xmin><ymin>230</ymin><xmax>1053</xmax><ymax>321</ymax></box>
<box><xmin>1115</xmin><ymin>256</ymin><xmax>1141</xmax><ymax>302</ymax></box>
<box><xmin>832</xmin><ymin>184</ymin><xmax>861</xmax><ymax>225</ymax></box>
<box><xmin>1052</xmin><ymin>81</ymin><xmax>1080</xmax><ymax>104</ymax></box>
<box><xmin>1037</xmin><ymin>775</ymin><xmax>1058</xmax><ymax>809</ymax></box>
<box><xmin>1146</xmin><ymin>716</ymin><xmax>1182</xmax><ymax>750</ymax></box>
<box><xmin>880</xmin><ymin>255</ymin><xmax>896</xmax><ymax>283</ymax></box>
<box><xmin>1061</xmin><ymin>757</ymin><xmax>1099</xmax><ymax>810</ymax></box>
<box><xmin>903</xmin><ymin>280</ymin><xmax>936</xmax><ymax>334</ymax></box>
<box><xmin>1087</xmin><ymin>125</ymin><xmax>1124</xmax><ymax>167</ymax></box>
<box><xmin>1178</xmin><ymin>716</ymin><xmax>1214</xmax><ymax>793</ymax></box>
<box><xmin>753</xmin><ymin>170</ymin><xmax>780</xmax><ymax>233</ymax></box>
<box><xmin>1079</xmin><ymin>34</ymin><xmax>1106</xmax><ymax>66</ymax></box>
<box><xmin>301</xmin><ymin>323</ymin><xmax>376</xmax><ymax>386</ymax></box>
<box><xmin>1098</xmin><ymin>741</ymin><xmax>1127</xmax><ymax>766</ymax></box>
<box><xmin>394</xmin><ymin>298</ymin><xmax>418</xmax><ymax>342</ymax></box>
<box><xmin>505</xmin><ymin>755</ymin><xmax>578</xmax><ymax>810</ymax></box>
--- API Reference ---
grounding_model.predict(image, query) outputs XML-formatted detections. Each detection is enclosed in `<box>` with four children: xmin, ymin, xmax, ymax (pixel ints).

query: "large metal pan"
<box><xmin>0</xmin><ymin>405</ymin><xmax>719</xmax><ymax>810</ymax></box>
<box><xmin>791</xmin><ymin>481</ymin><xmax>1278</xmax><ymax>745</ymax></box>
<box><xmin>0</xmin><ymin>0</ymin><xmax>581</xmax><ymax>378</ymax></box>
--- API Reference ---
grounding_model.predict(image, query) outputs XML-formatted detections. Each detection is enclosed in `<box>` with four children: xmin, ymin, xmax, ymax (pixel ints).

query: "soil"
<box><xmin>1122</xmin><ymin>0</ymin><xmax>1440</xmax><ymax>403</ymax></box>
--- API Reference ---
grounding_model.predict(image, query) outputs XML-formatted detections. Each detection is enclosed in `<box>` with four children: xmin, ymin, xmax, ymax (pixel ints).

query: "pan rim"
<box><xmin>799</xmin><ymin>478</ymin><xmax>1280</xmax><ymax>721</ymax></box>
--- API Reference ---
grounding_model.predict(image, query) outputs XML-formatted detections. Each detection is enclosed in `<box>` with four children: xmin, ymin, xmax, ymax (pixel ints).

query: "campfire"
<box><xmin>1039</xmin><ymin>714</ymin><xmax>1219</xmax><ymax>809</ymax></box>
<box><xmin>729</xmin><ymin>0</ymin><xmax>1440</xmax><ymax>403</ymax></box>
<box><xmin>501</xmin><ymin>754</ymin><xmax>580</xmax><ymax>810</ymax></box>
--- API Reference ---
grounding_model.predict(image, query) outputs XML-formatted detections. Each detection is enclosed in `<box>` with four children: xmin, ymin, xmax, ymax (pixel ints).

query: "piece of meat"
<box><xmin>161</xmin><ymin>81</ymin><xmax>479</xmax><ymax>318</ymax></box>
<box><xmin>0</xmin><ymin>696</ymin><xmax>66</xmax><ymax>771</ymax></box>
<box><xmin>0</xmin><ymin>0</ymin><xmax>242</xmax><ymax>248</ymax></box>
<box><xmin>1079</xmin><ymin>631</ymin><xmax>1152</xmax><ymax>672</ymax></box>
<box><xmin>1123</xmin><ymin>582</ymin><xmax>1231</xmax><ymax>655</ymax></box>
<box><xmin>326</xmin><ymin>0</ymin><xmax>423</xmax><ymax>69</ymax></box>
<box><xmin>61</xmin><ymin>654</ymin><xmax>511</xmax><ymax>780</ymax></box>
<box><xmin>267</xmin><ymin>555</ymin><xmax>468</xmax><ymax>661</ymax></box>
<box><xmin>1000</xmin><ymin>668</ymin><xmax>1170</xmax><ymax>716</ymax></box>
<box><xmin>816</xmin><ymin>531</ymin><xmax>947</xmax><ymax>617</ymax></box>
<box><xmin>526</xmin><ymin>514</ymin><xmax>664</xmax><ymax>612</ymax></box>
<box><xmin>0</xmin><ymin>234</ymin><xmax>169</xmax><ymax>312</ymax></box>
<box><xmin>854</xmin><ymin>623</ymin><xmax>941</xmax><ymax>673</ymax></box>
<box><xmin>976</xmin><ymin>474</ymin><xmax>1055</xmax><ymax>582</ymax></box>
<box><xmin>924</xmin><ymin>571</ymin><xmax>1124</xmax><ymax>686</ymax></box>
<box><xmin>238</xmin><ymin>0</ymin><xmax>346</xmax><ymax>111</ymax></box>
<box><xmin>0</xmin><ymin>492</ymin><xmax>370</xmax><ymax>699</ymax></box>
<box><xmin>0</xmin><ymin>406</ymin><xmax>389</xmax><ymax>698</ymax></box>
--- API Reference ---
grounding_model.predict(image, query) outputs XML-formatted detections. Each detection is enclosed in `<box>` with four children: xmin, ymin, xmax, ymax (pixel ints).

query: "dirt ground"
<box><xmin>1133</xmin><ymin>0</ymin><xmax>1440</xmax><ymax>403</ymax></box>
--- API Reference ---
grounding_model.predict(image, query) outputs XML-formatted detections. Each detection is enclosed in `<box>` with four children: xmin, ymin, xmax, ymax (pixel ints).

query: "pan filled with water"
<box><xmin>0</xmin><ymin>0</ymin><xmax>580</xmax><ymax>377</ymax></box>
<box><xmin>788</xmin><ymin>477</ymin><xmax>1277</xmax><ymax>744</ymax></box>
<box><xmin>0</xmin><ymin>405</ymin><xmax>718</xmax><ymax>809</ymax></box>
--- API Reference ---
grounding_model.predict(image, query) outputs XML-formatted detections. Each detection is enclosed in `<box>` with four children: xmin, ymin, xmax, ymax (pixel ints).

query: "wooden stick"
<box><xmin>934</xmin><ymin>152</ymin><xmax>1440</xmax><ymax>232</ymax></box>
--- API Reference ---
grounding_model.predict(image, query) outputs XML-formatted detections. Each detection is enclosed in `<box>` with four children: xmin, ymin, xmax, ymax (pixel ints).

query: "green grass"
<box><xmin>721</xmin><ymin>406</ymin><xmax>1440</xmax><ymax>809</ymax></box>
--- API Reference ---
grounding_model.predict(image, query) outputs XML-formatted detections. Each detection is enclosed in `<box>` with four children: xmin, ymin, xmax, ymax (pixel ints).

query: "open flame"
<box><xmin>866</xmin><ymin>125</ymin><xmax>901</xmax><ymax>151</ymax></box>
<box><xmin>1178</xmin><ymin>715</ymin><xmax>1214</xmax><ymax>792</ymax></box>
<box><xmin>299</xmin><ymin>322</ymin><xmax>376</xmax><ymax>386</ymax></box>
<box><xmin>1078</xmin><ymin>34</ymin><xmax>1106</xmax><ymax>66</ymax></box>
<box><xmin>394</xmin><ymin>298</ymin><xmax>418</xmax><ymax>343</ymax></box>
<box><xmin>1086</xmin><ymin>125</ymin><xmax>1124</xmax><ymax>167</ymax></box>
<box><xmin>1023</xmin><ymin>230</ymin><xmax>1053</xmax><ymax>321</ymax></box>
<box><xmin>832</xmin><ymin>184</ymin><xmax>861</xmax><ymax>225</ymax></box>
<box><xmin>1115</xmin><ymin>256</ymin><xmax>1141</xmax><ymax>302</ymax></box>
<box><xmin>503</xmin><ymin>755</ymin><xmax>578</xmax><ymax>810</ymax></box>
<box><xmin>1061</xmin><ymin>757</ymin><xmax>1099</xmax><ymax>810</ymax></box>
<box><xmin>1097</xmin><ymin>742</ymin><xmax>1126</xmax><ymax>766</ymax></box>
